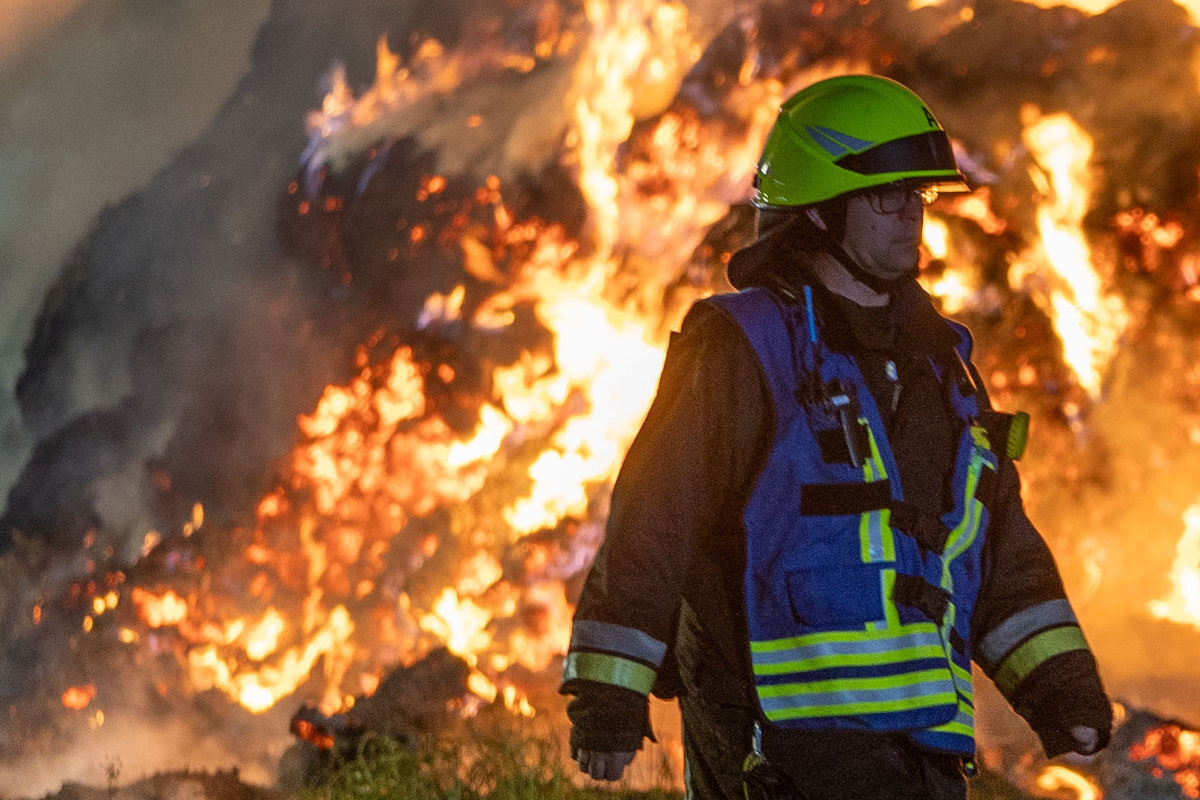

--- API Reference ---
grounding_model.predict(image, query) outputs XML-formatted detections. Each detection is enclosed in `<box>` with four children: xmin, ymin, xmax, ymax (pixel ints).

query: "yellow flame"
<box><xmin>572</xmin><ymin>0</ymin><xmax>699</xmax><ymax>262</ymax></box>
<box><xmin>418</xmin><ymin>588</ymin><xmax>494</xmax><ymax>665</ymax></box>
<box><xmin>1149</xmin><ymin>501</ymin><xmax>1200</xmax><ymax>628</ymax></box>
<box><xmin>924</xmin><ymin>216</ymin><xmax>950</xmax><ymax>261</ymax></box>
<box><xmin>1011</xmin><ymin>109</ymin><xmax>1129</xmax><ymax>398</ymax></box>
<box><xmin>187</xmin><ymin>605</ymin><xmax>355</xmax><ymax>714</ymax></box>
<box><xmin>243</xmin><ymin>607</ymin><xmax>287</xmax><ymax>662</ymax></box>
<box><xmin>1034</xmin><ymin>765</ymin><xmax>1101</xmax><ymax>800</ymax></box>
<box><xmin>501</xmin><ymin>275</ymin><xmax>665</xmax><ymax>534</ymax></box>
<box><xmin>1025</xmin><ymin>0</ymin><xmax>1200</xmax><ymax>25</ymax></box>
<box><xmin>468</xmin><ymin>669</ymin><xmax>498</xmax><ymax>702</ymax></box>
<box><xmin>132</xmin><ymin>587</ymin><xmax>189</xmax><ymax>628</ymax></box>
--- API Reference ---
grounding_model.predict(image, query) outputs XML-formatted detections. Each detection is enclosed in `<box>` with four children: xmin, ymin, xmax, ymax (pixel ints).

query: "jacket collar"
<box><xmin>727</xmin><ymin>226</ymin><xmax>960</xmax><ymax>358</ymax></box>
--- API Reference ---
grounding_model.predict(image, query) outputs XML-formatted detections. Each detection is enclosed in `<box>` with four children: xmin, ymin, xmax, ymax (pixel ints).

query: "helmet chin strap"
<box><xmin>819</xmin><ymin>231</ymin><xmax>916</xmax><ymax>295</ymax></box>
<box><xmin>800</xmin><ymin>202</ymin><xmax>916</xmax><ymax>296</ymax></box>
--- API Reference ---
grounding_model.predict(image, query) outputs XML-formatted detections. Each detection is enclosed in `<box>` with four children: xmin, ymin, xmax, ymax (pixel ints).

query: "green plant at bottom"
<box><xmin>292</xmin><ymin>728</ymin><xmax>682</xmax><ymax>800</ymax></box>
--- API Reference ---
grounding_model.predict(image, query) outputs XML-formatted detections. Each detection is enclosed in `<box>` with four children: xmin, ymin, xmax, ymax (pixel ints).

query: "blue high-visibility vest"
<box><xmin>705</xmin><ymin>286</ymin><xmax>999</xmax><ymax>756</ymax></box>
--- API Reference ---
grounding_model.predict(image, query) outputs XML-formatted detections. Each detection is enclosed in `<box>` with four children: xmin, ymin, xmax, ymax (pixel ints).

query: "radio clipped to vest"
<box><xmin>790</xmin><ymin>284</ymin><xmax>872</xmax><ymax>470</ymax></box>
<box><xmin>796</xmin><ymin>375</ymin><xmax>871</xmax><ymax>469</ymax></box>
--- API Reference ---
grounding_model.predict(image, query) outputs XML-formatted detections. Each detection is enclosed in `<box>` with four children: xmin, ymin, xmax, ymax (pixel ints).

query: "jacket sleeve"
<box><xmin>970</xmin><ymin>456</ymin><xmax>1113</xmax><ymax>756</ymax></box>
<box><xmin>559</xmin><ymin>301</ymin><xmax>769</xmax><ymax>751</ymax></box>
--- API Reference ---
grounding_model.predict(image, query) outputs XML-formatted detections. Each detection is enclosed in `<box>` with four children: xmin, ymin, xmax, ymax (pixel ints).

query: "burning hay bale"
<box><xmin>4</xmin><ymin>0</ymin><xmax>1200</xmax><ymax>793</ymax></box>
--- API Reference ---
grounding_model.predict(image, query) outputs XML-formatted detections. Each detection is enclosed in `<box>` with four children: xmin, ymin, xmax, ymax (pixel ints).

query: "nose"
<box><xmin>899</xmin><ymin>194</ymin><xmax>924</xmax><ymax>223</ymax></box>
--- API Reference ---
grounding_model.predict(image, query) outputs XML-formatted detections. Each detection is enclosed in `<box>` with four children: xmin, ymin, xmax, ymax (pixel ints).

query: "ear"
<box><xmin>806</xmin><ymin>207</ymin><xmax>828</xmax><ymax>231</ymax></box>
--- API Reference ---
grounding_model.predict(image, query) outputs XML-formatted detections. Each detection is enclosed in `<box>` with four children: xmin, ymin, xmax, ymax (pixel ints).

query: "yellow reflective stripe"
<box><xmin>753</xmin><ymin>644</ymin><xmax>947</xmax><ymax>675</ymax></box>
<box><xmin>978</xmin><ymin>599</ymin><xmax>1079</xmax><ymax>668</ymax></box>
<box><xmin>881</xmin><ymin>508</ymin><xmax>896</xmax><ymax>561</ymax></box>
<box><xmin>758</xmin><ymin>668</ymin><xmax>950</xmax><ymax>698</ymax></box>
<box><xmin>751</xmin><ymin>621</ymin><xmax>940</xmax><ymax>652</ymax></box>
<box><xmin>862</xmin><ymin>422</ymin><xmax>888</xmax><ymax>481</ymax></box>
<box><xmin>860</xmin><ymin>509</ymin><xmax>879</xmax><ymax>562</ymax></box>
<box><xmin>931</xmin><ymin>718</ymin><xmax>975</xmax><ymax>736</ymax></box>
<box><xmin>969</xmin><ymin>424</ymin><xmax>990</xmax><ymax>450</ymax></box>
<box><xmin>860</xmin><ymin>507</ymin><xmax>896</xmax><ymax>564</ymax></box>
<box><xmin>943</xmin><ymin>450</ymin><xmax>985</xmax><ymax>562</ymax></box>
<box><xmin>929</xmin><ymin>699</ymin><xmax>976</xmax><ymax>736</ymax></box>
<box><xmin>994</xmin><ymin>626</ymin><xmax>1090</xmax><ymax>695</ymax></box>
<box><xmin>881</xmin><ymin>569</ymin><xmax>901</xmax><ymax>629</ymax></box>
<box><xmin>764</xmin><ymin>691</ymin><xmax>958</xmax><ymax>721</ymax></box>
<box><xmin>562</xmin><ymin>651</ymin><xmax>656</xmax><ymax>695</ymax></box>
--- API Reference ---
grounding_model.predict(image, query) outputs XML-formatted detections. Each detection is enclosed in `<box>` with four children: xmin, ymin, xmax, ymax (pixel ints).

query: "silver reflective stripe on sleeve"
<box><xmin>569</xmin><ymin>619</ymin><xmax>668</xmax><ymax>667</ymax></box>
<box><xmin>977</xmin><ymin>599</ymin><xmax>1079</xmax><ymax>668</ymax></box>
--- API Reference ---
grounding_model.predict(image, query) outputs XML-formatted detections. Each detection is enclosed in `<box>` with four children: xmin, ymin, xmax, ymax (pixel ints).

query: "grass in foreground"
<box><xmin>292</xmin><ymin>727</ymin><xmax>682</xmax><ymax>800</ymax></box>
<box><xmin>291</xmin><ymin>725</ymin><xmax>1032</xmax><ymax>800</ymax></box>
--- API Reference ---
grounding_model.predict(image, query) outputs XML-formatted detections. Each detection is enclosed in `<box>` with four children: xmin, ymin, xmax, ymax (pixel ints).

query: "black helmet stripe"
<box><xmin>834</xmin><ymin>130</ymin><xmax>957</xmax><ymax>175</ymax></box>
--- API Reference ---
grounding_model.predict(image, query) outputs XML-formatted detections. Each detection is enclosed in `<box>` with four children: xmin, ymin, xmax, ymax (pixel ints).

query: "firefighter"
<box><xmin>559</xmin><ymin>74</ymin><xmax>1112</xmax><ymax>800</ymax></box>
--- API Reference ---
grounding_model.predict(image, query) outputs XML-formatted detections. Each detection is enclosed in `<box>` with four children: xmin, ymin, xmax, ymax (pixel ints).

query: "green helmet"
<box><xmin>752</xmin><ymin>74</ymin><xmax>969</xmax><ymax>208</ymax></box>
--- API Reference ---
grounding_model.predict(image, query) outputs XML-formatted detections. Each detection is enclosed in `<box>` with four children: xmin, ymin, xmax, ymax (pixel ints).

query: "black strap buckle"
<box><xmin>892</xmin><ymin>574</ymin><xmax>950</xmax><ymax>623</ymax></box>
<box><xmin>889</xmin><ymin>502</ymin><xmax>951</xmax><ymax>554</ymax></box>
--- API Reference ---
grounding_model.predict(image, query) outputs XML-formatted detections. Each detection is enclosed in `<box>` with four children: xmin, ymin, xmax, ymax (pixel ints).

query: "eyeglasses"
<box><xmin>864</xmin><ymin>185</ymin><xmax>939</xmax><ymax>214</ymax></box>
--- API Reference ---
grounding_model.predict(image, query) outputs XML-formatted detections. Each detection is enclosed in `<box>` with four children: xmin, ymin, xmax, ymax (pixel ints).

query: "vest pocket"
<box><xmin>786</xmin><ymin>565</ymin><xmax>884</xmax><ymax>629</ymax></box>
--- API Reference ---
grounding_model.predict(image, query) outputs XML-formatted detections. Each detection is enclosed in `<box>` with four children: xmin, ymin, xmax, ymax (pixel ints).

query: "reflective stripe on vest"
<box><xmin>752</xmin><ymin>622</ymin><xmax>955</xmax><ymax>721</ymax></box>
<box><xmin>759</xmin><ymin>669</ymin><xmax>958</xmax><ymax>721</ymax></box>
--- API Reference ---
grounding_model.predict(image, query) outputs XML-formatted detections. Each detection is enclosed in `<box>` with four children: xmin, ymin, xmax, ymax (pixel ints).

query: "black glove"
<box><xmin>1013</xmin><ymin>651</ymin><xmax>1113</xmax><ymax>757</ymax></box>
<box><xmin>566</xmin><ymin>681</ymin><xmax>654</xmax><ymax>753</ymax></box>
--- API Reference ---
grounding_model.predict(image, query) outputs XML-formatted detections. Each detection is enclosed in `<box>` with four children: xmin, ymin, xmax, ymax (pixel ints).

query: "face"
<box><xmin>838</xmin><ymin>187</ymin><xmax>926</xmax><ymax>282</ymax></box>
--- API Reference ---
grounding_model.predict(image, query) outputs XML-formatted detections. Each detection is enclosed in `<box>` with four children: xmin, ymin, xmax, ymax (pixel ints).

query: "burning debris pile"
<box><xmin>1096</xmin><ymin>708</ymin><xmax>1200</xmax><ymax>799</ymax></box>
<box><xmin>3</xmin><ymin>0</ymin><xmax>1200</xmax><ymax>795</ymax></box>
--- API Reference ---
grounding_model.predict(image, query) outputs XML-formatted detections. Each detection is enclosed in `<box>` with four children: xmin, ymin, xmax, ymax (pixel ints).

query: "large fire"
<box><xmin>7</xmin><ymin>0</ymin><xmax>1200</xmax><ymax>794</ymax></box>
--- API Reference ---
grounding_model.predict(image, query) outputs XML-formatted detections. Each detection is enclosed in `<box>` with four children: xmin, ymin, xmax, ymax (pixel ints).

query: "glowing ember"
<box><xmin>61</xmin><ymin>685</ymin><xmax>96</xmax><ymax>711</ymax></box>
<box><xmin>1033</xmin><ymin>765</ymin><xmax>1101</xmax><ymax>800</ymax></box>
<box><xmin>1009</xmin><ymin>108</ymin><xmax>1129</xmax><ymax>399</ymax></box>
<box><xmin>1149</xmin><ymin>501</ymin><xmax>1200</xmax><ymax>629</ymax></box>
<box><xmin>1129</xmin><ymin>724</ymin><xmax>1200</xmax><ymax>798</ymax></box>
<box><xmin>293</xmin><ymin>719</ymin><xmax>335</xmax><ymax>750</ymax></box>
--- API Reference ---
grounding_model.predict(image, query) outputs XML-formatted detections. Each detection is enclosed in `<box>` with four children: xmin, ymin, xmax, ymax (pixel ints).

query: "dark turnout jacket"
<box><xmin>560</xmin><ymin>231</ymin><xmax>1112</xmax><ymax>778</ymax></box>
